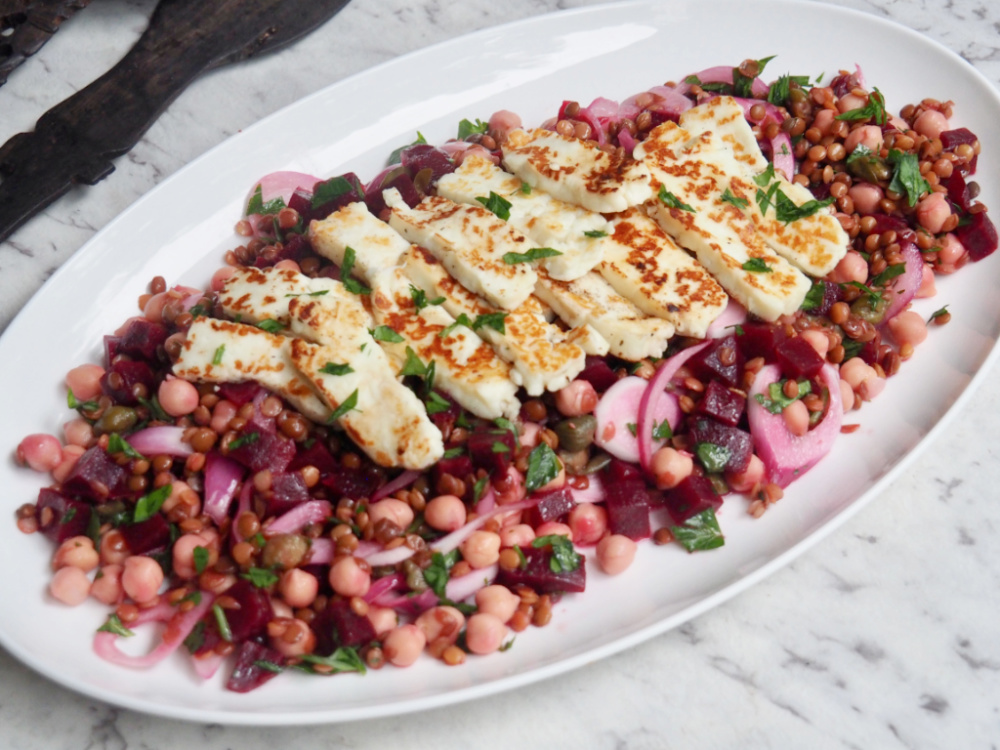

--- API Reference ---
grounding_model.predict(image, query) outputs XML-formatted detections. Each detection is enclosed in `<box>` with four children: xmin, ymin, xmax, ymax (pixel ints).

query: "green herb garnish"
<box><xmin>213</xmin><ymin>603</ymin><xmax>233</xmax><ymax>642</ymax></box>
<box><xmin>410</xmin><ymin>284</ymin><xmax>445</xmax><ymax>311</ymax></box>
<box><xmin>670</xmin><ymin>508</ymin><xmax>725</xmax><ymax>552</ymax></box>
<box><xmin>457</xmin><ymin>118</ymin><xmax>489</xmax><ymax>140</ymax></box>
<box><xmin>212</xmin><ymin>345</ymin><xmax>225</xmax><ymax>365</ymax></box>
<box><xmin>721</xmin><ymin>187</ymin><xmax>750</xmax><ymax>209</ymax></box>
<box><xmin>502</xmin><ymin>247</ymin><xmax>562</xmax><ymax>265</ymax></box>
<box><xmin>371</xmin><ymin>325</ymin><xmax>405</xmax><ymax>343</ymax></box>
<box><xmin>531</xmin><ymin>534</ymin><xmax>581</xmax><ymax>573</ymax></box>
<box><xmin>476</xmin><ymin>191</ymin><xmax>512</xmax><ymax>221</ymax></box>
<box><xmin>328</xmin><ymin>389</ymin><xmax>359</xmax><ymax>422</ymax></box>
<box><xmin>423</xmin><ymin>550</ymin><xmax>459</xmax><ymax>598</ymax></box>
<box><xmin>584</xmin><ymin>229</ymin><xmax>608</xmax><ymax>238</ymax></box>
<box><xmin>97</xmin><ymin>614</ymin><xmax>134</xmax><ymax>638</ymax></box>
<box><xmin>524</xmin><ymin>443</ymin><xmax>561</xmax><ymax>493</ymax></box>
<box><xmin>657</xmin><ymin>185</ymin><xmax>696</xmax><ymax>212</ymax></box>
<box><xmin>695</xmin><ymin>442</ymin><xmax>731</xmax><ymax>473</ymax></box>
<box><xmin>774</xmin><ymin>191</ymin><xmax>834</xmax><ymax>224</ymax></box>
<box><xmin>887</xmin><ymin>149</ymin><xmax>932</xmax><ymax>207</ymax></box>
<box><xmin>835</xmin><ymin>87</ymin><xmax>887</xmax><ymax>125</ymax></box>
<box><xmin>340</xmin><ymin>246</ymin><xmax>371</xmax><ymax>295</ymax></box>
<box><xmin>193</xmin><ymin>545</ymin><xmax>209</xmax><ymax>575</ymax></box>
<box><xmin>311</xmin><ymin>175</ymin><xmax>361</xmax><ymax>209</ymax></box>
<box><xmin>742</xmin><ymin>258</ymin><xmax>772</xmax><ymax>273</ymax></box>
<box><xmin>297</xmin><ymin>647</ymin><xmax>366</xmax><ymax>675</ymax></box>
<box><xmin>132</xmin><ymin>484</ymin><xmax>171</xmax><ymax>523</ymax></box>
<box><xmin>246</xmin><ymin>184</ymin><xmax>286</xmax><ymax>216</ymax></box>
<box><xmin>241</xmin><ymin>567</ymin><xmax>279</xmax><ymax>588</ymax></box>
<box><xmin>228</xmin><ymin>431</ymin><xmax>259</xmax><ymax>451</ymax></box>
<box><xmin>107</xmin><ymin>433</ymin><xmax>144</xmax><ymax>460</ymax></box>
<box><xmin>319</xmin><ymin>362</ymin><xmax>354</xmax><ymax>376</ymax></box>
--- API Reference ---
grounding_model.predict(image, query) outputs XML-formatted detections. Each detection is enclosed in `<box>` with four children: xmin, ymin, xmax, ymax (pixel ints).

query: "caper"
<box><xmin>552</xmin><ymin>414</ymin><xmax>597</xmax><ymax>453</ymax></box>
<box><xmin>584</xmin><ymin>452</ymin><xmax>612</xmax><ymax>475</ymax></box>
<box><xmin>93</xmin><ymin>405</ymin><xmax>138</xmax><ymax>435</ymax></box>
<box><xmin>708</xmin><ymin>474</ymin><xmax>730</xmax><ymax>496</ymax></box>
<box><xmin>401</xmin><ymin>558</ymin><xmax>427</xmax><ymax>592</ymax></box>
<box><xmin>95</xmin><ymin>500</ymin><xmax>127</xmax><ymax>524</ymax></box>
<box><xmin>260</xmin><ymin>533</ymin><xmax>309</xmax><ymax>570</ymax></box>
<box><xmin>558</xmin><ymin>449</ymin><xmax>589</xmax><ymax>476</ymax></box>
<box><xmin>850</xmin><ymin>293</ymin><xmax>888</xmax><ymax>325</ymax></box>
<box><xmin>846</xmin><ymin>153</ymin><xmax>891</xmax><ymax>184</ymax></box>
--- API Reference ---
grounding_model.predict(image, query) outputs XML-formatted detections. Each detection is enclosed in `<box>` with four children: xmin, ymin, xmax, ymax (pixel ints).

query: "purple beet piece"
<box><xmin>944</xmin><ymin>170</ymin><xmax>972</xmax><ymax>212</ymax></box>
<box><xmin>688</xmin><ymin>334</ymin><xmax>743</xmax><ymax>388</ymax></box>
<box><xmin>217</xmin><ymin>382</ymin><xmax>262</xmax><ymax>406</ymax></box>
<box><xmin>36</xmin><ymin>488</ymin><xmax>93</xmax><ymax>542</ymax></box>
<box><xmin>103</xmin><ymin>335</ymin><xmax>122</xmax><ymax>367</ymax></box>
<box><xmin>775</xmin><ymin>336</ymin><xmax>825</xmax><ymax>380</ymax></box>
<box><xmin>226</xmin><ymin>640</ymin><xmax>285</xmax><ymax>693</ymax></box>
<box><xmin>496</xmin><ymin>544</ymin><xmax>586</xmax><ymax>594</ymax></box>
<box><xmin>228</xmin><ymin>430</ymin><xmax>295</xmax><ymax>475</ymax></box>
<box><xmin>60</xmin><ymin>446</ymin><xmax>129</xmax><ymax>501</ymax></box>
<box><xmin>808</xmin><ymin>280</ymin><xmax>843</xmax><ymax>317</ymax></box>
<box><xmin>118</xmin><ymin>319</ymin><xmax>169</xmax><ymax>363</ymax></box>
<box><xmin>286</xmin><ymin>189</ymin><xmax>314</xmax><ymax>223</ymax></box>
<box><xmin>100</xmin><ymin>359</ymin><xmax>155</xmax><ymax>406</ymax></box>
<box><xmin>365</xmin><ymin>170</ymin><xmax>420</xmax><ymax>217</ymax></box>
<box><xmin>119</xmin><ymin>514</ymin><xmax>171</xmax><ymax>554</ymax></box>
<box><xmin>955</xmin><ymin>210</ymin><xmax>998</xmax><ymax>261</ymax></box>
<box><xmin>224</xmin><ymin>579</ymin><xmax>274</xmax><ymax>643</ymax></box>
<box><xmin>830</xmin><ymin>71</ymin><xmax>862</xmax><ymax>99</ymax></box>
<box><xmin>526</xmin><ymin>487</ymin><xmax>575</xmax><ymax>526</ymax></box>
<box><xmin>321</xmin><ymin>463</ymin><xmax>383</xmax><ymax>501</ymax></box>
<box><xmin>401</xmin><ymin>144</ymin><xmax>456</xmax><ymax>184</ymax></box>
<box><xmin>313</xmin><ymin>598</ymin><xmax>377</xmax><ymax>655</ymax></box>
<box><xmin>603</xmin><ymin>479</ymin><xmax>652</xmax><ymax>540</ymax></box>
<box><xmin>576</xmin><ymin>356</ymin><xmax>619</xmax><ymax>393</ymax></box>
<box><xmin>288</xmin><ymin>439</ymin><xmax>338</xmax><ymax>475</ymax></box>
<box><xmin>254</xmin><ymin>233</ymin><xmax>311</xmax><ymax>269</ymax></box>
<box><xmin>868</xmin><ymin>213</ymin><xmax>909</xmax><ymax>235</ymax></box>
<box><xmin>736</xmin><ymin>323</ymin><xmax>788</xmax><ymax>362</ymax></box>
<box><xmin>663</xmin><ymin>475</ymin><xmax>722</xmax><ymax>524</ymax></box>
<box><xmin>433</xmin><ymin>453</ymin><xmax>474</xmax><ymax>487</ymax></box>
<box><xmin>696</xmin><ymin>380</ymin><xmax>746</xmax><ymax>427</ymax></box>
<box><xmin>310</xmin><ymin>172</ymin><xmax>365</xmax><ymax>221</ymax></box>
<box><xmin>266</xmin><ymin>472</ymin><xmax>311</xmax><ymax>516</ymax></box>
<box><xmin>940</xmin><ymin>127</ymin><xmax>979</xmax><ymax>173</ymax></box>
<box><xmin>466</xmin><ymin>429</ymin><xmax>515</xmax><ymax>478</ymax></box>
<box><xmin>602</xmin><ymin>457</ymin><xmax>644</xmax><ymax>485</ymax></box>
<box><xmin>689</xmin><ymin>418</ymin><xmax>753</xmax><ymax>474</ymax></box>
<box><xmin>853</xmin><ymin>333</ymin><xmax>882</xmax><ymax>365</ymax></box>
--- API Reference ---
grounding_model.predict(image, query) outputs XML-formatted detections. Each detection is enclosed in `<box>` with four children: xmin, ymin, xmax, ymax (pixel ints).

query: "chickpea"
<box><xmin>50</xmin><ymin>566</ymin><xmax>92</xmax><ymax>606</ymax></box>
<box><xmin>475</xmin><ymin>585</ymin><xmax>521</xmax><ymax>624</ymax></box>
<box><xmin>459</xmin><ymin>530</ymin><xmax>502</xmax><ymax>569</ymax></box>
<box><xmin>121</xmin><ymin>555</ymin><xmax>164</xmax><ymax>603</ymax></box>
<box><xmin>567</xmin><ymin>503</ymin><xmax>608</xmax><ymax>546</ymax></box>
<box><xmin>596</xmin><ymin>535</ymin><xmax>637</xmax><ymax>576</ymax></box>
<box><xmin>279</xmin><ymin>568</ymin><xmax>319</xmax><ymax>609</ymax></box>
<box><xmin>424</xmin><ymin>494</ymin><xmax>467</xmax><ymax>532</ymax></box>
<box><xmin>383</xmin><ymin>624</ymin><xmax>426</xmax><ymax>667</ymax></box>
<box><xmin>465</xmin><ymin>613</ymin><xmax>508</xmax><ymax>655</ymax></box>
<box><xmin>328</xmin><ymin>556</ymin><xmax>371</xmax><ymax>598</ymax></box>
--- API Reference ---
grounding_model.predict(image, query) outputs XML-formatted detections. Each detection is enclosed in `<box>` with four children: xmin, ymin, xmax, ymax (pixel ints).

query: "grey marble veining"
<box><xmin>2</xmin><ymin>0</ymin><xmax>1000</xmax><ymax>748</ymax></box>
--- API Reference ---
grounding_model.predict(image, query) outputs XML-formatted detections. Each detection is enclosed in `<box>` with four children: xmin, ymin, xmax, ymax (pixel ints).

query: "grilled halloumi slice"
<box><xmin>600</xmin><ymin>208</ymin><xmax>728</xmax><ymax>338</ymax></box>
<box><xmin>502</xmin><ymin>128</ymin><xmax>653</xmax><ymax>213</ymax></box>
<box><xmin>309</xmin><ymin>200</ymin><xmax>411</xmax><ymax>283</ymax></box>
<box><xmin>436</xmin><ymin>154</ymin><xmax>608</xmax><ymax>281</ymax></box>
<box><xmin>402</xmin><ymin>247</ymin><xmax>603</xmax><ymax>395</ymax></box>
<box><xmin>219</xmin><ymin>266</ymin><xmax>342</xmax><ymax>326</ymax></box>
<box><xmin>678</xmin><ymin>97</ymin><xmax>848</xmax><ymax>277</ymax></box>
<box><xmin>173</xmin><ymin>318</ymin><xmax>330</xmax><ymax>423</ymax></box>
<box><xmin>384</xmin><ymin>189</ymin><xmax>537</xmax><ymax>311</ymax></box>
<box><xmin>289</xmin><ymin>337</ymin><xmax>443</xmax><ymax>470</ymax></box>
<box><xmin>370</xmin><ymin>267</ymin><xmax>520</xmax><ymax>420</ymax></box>
<box><xmin>534</xmin><ymin>269</ymin><xmax>674</xmax><ymax>361</ymax></box>
<box><xmin>636</xmin><ymin>121</ymin><xmax>811</xmax><ymax>321</ymax></box>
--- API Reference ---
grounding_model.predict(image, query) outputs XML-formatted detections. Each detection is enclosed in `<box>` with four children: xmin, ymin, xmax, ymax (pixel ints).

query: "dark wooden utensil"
<box><xmin>0</xmin><ymin>0</ymin><xmax>352</xmax><ymax>244</ymax></box>
<box><xmin>0</xmin><ymin>0</ymin><xmax>91</xmax><ymax>87</ymax></box>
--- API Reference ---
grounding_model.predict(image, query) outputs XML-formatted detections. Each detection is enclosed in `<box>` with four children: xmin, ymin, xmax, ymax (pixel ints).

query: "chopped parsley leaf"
<box><xmin>502</xmin><ymin>247</ymin><xmax>563</xmax><ymax>265</ymax></box>
<box><xmin>327</xmin><ymin>389</ymin><xmax>359</xmax><ymax>422</ymax></box>
<box><xmin>370</xmin><ymin>325</ymin><xmax>404</xmax><ymax>343</ymax></box>
<box><xmin>212</xmin><ymin>603</ymin><xmax>233</xmax><ymax>642</ymax></box>
<box><xmin>457</xmin><ymin>118</ymin><xmax>489</xmax><ymax>140</ymax></box>
<box><xmin>228</xmin><ymin>431</ymin><xmax>259</xmax><ymax>451</ymax></box>
<box><xmin>311</xmin><ymin>175</ymin><xmax>362</xmax><ymax>209</ymax></box>
<box><xmin>887</xmin><ymin>149</ymin><xmax>932</xmax><ymax>207</ymax></box>
<box><xmin>476</xmin><ymin>191</ymin><xmax>512</xmax><ymax>220</ymax></box>
<box><xmin>241</xmin><ymin>567</ymin><xmax>279</xmax><ymax>588</ymax></box>
<box><xmin>107</xmin><ymin>433</ymin><xmax>144</xmax><ymax>460</ymax></box>
<box><xmin>742</xmin><ymin>258</ymin><xmax>772</xmax><ymax>273</ymax></box>
<box><xmin>652</xmin><ymin>419</ymin><xmax>673</xmax><ymax>441</ymax></box>
<box><xmin>583</xmin><ymin>229</ymin><xmax>608</xmax><ymax>238</ymax></box>
<box><xmin>67</xmin><ymin>388</ymin><xmax>99</xmax><ymax>412</ymax></box>
<box><xmin>257</xmin><ymin>319</ymin><xmax>284</xmax><ymax>334</ymax></box>
<box><xmin>193</xmin><ymin>545</ymin><xmax>210</xmax><ymax>575</ymax></box>
<box><xmin>721</xmin><ymin>187</ymin><xmax>750</xmax><ymax>209</ymax></box>
<box><xmin>670</xmin><ymin>508</ymin><xmax>725</xmax><ymax>552</ymax></box>
<box><xmin>695</xmin><ymin>442</ymin><xmax>731</xmax><ymax>473</ymax></box>
<box><xmin>97</xmin><ymin>614</ymin><xmax>135</xmax><ymax>638</ymax></box>
<box><xmin>800</xmin><ymin>282</ymin><xmax>827</xmax><ymax>311</ymax></box>
<box><xmin>297</xmin><ymin>647</ymin><xmax>366</xmax><ymax>675</ymax></box>
<box><xmin>657</xmin><ymin>185</ymin><xmax>696</xmax><ymax>212</ymax></box>
<box><xmin>929</xmin><ymin>305</ymin><xmax>950</xmax><ymax>322</ymax></box>
<box><xmin>870</xmin><ymin>263</ymin><xmax>906</xmax><ymax>287</ymax></box>
<box><xmin>212</xmin><ymin>345</ymin><xmax>225</xmax><ymax>365</ymax></box>
<box><xmin>753</xmin><ymin>379</ymin><xmax>812</xmax><ymax>414</ymax></box>
<box><xmin>319</xmin><ymin>362</ymin><xmax>354</xmax><ymax>376</ymax></box>
<box><xmin>524</xmin><ymin>443</ymin><xmax>561</xmax><ymax>493</ymax></box>
<box><xmin>531</xmin><ymin>534</ymin><xmax>581</xmax><ymax>573</ymax></box>
<box><xmin>245</xmin><ymin>184</ymin><xmax>286</xmax><ymax>216</ymax></box>
<box><xmin>425</xmin><ymin>390</ymin><xmax>451</xmax><ymax>415</ymax></box>
<box><xmin>835</xmin><ymin>87</ymin><xmax>887</xmax><ymax>125</ymax></box>
<box><xmin>132</xmin><ymin>484</ymin><xmax>171</xmax><ymax>523</ymax></box>
<box><xmin>774</xmin><ymin>191</ymin><xmax>834</xmax><ymax>224</ymax></box>
<box><xmin>410</xmin><ymin>284</ymin><xmax>445</xmax><ymax>311</ymax></box>
<box><xmin>340</xmin><ymin>246</ymin><xmax>371</xmax><ymax>295</ymax></box>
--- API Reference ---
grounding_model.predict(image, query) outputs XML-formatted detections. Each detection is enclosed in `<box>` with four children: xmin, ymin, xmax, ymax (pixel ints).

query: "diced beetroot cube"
<box><xmin>775</xmin><ymin>336</ymin><xmax>825</xmax><ymax>380</ymax></box>
<box><xmin>466</xmin><ymin>429</ymin><xmax>515</xmax><ymax>478</ymax></box>
<box><xmin>401</xmin><ymin>144</ymin><xmax>456</xmax><ymax>184</ymax></box>
<box><xmin>736</xmin><ymin>323</ymin><xmax>788</xmax><ymax>362</ymax></box>
<box><xmin>688</xmin><ymin>335</ymin><xmax>743</xmax><ymax>387</ymax></box>
<box><xmin>697</xmin><ymin>380</ymin><xmax>746</xmax><ymax>427</ymax></box>
<box><xmin>288</xmin><ymin>439</ymin><xmax>338</xmax><ymax>475</ymax></box>
<box><xmin>526</xmin><ymin>487</ymin><xmax>575</xmax><ymax>526</ymax></box>
<box><xmin>310</xmin><ymin>172</ymin><xmax>365</xmax><ymax>221</ymax></box>
<box><xmin>603</xmin><ymin>479</ymin><xmax>652</xmax><ymax>540</ymax></box>
<box><xmin>228</xmin><ymin>430</ymin><xmax>295</xmax><ymax>475</ymax></box>
<box><xmin>103</xmin><ymin>335</ymin><xmax>122</xmax><ymax>367</ymax></box>
<box><xmin>60</xmin><ymin>446</ymin><xmax>129</xmax><ymax>501</ymax></box>
<box><xmin>663</xmin><ymin>475</ymin><xmax>722</xmax><ymax>524</ymax></box>
<box><xmin>321</xmin><ymin>463</ymin><xmax>383</xmax><ymax>501</ymax></box>
<box><xmin>940</xmin><ymin>127</ymin><xmax>979</xmax><ymax>173</ymax></box>
<box><xmin>601</xmin><ymin>457</ymin><xmax>644</xmax><ymax>485</ymax></box>
<box><xmin>119</xmin><ymin>514</ymin><xmax>171</xmax><ymax>554</ymax></box>
<box><xmin>313</xmin><ymin>598</ymin><xmax>377</xmax><ymax>655</ymax></box>
<box><xmin>955</xmin><ymin>210</ymin><xmax>998</xmax><ymax>261</ymax></box>
<box><xmin>433</xmin><ymin>454</ymin><xmax>474</xmax><ymax>490</ymax></box>
<box><xmin>224</xmin><ymin>579</ymin><xmax>274</xmax><ymax>643</ymax></box>
<box><xmin>496</xmin><ymin>544</ymin><xmax>586</xmax><ymax>594</ymax></box>
<box><xmin>854</xmin><ymin>334</ymin><xmax>882</xmax><ymax>366</ymax></box>
<box><xmin>100</xmin><ymin>359</ymin><xmax>155</xmax><ymax>406</ymax></box>
<box><xmin>266</xmin><ymin>472</ymin><xmax>311</xmax><ymax>516</ymax></box>
<box><xmin>808</xmin><ymin>280</ymin><xmax>843</xmax><ymax>317</ymax></box>
<box><xmin>944</xmin><ymin>170</ymin><xmax>972</xmax><ymax>212</ymax></box>
<box><xmin>217</xmin><ymin>382</ymin><xmax>262</xmax><ymax>406</ymax></box>
<box><xmin>226</xmin><ymin>640</ymin><xmax>285</xmax><ymax>693</ymax></box>
<box><xmin>254</xmin><ymin>233</ymin><xmax>312</xmax><ymax>268</ymax></box>
<box><xmin>576</xmin><ymin>356</ymin><xmax>619</xmax><ymax>393</ymax></box>
<box><xmin>36</xmin><ymin>488</ymin><xmax>93</xmax><ymax>542</ymax></box>
<box><xmin>689</xmin><ymin>418</ymin><xmax>753</xmax><ymax>474</ymax></box>
<box><xmin>118</xmin><ymin>319</ymin><xmax>169</xmax><ymax>363</ymax></box>
<box><xmin>286</xmin><ymin>189</ymin><xmax>314</xmax><ymax>224</ymax></box>
<box><xmin>365</xmin><ymin>171</ymin><xmax>420</xmax><ymax>217</ymax></box>
<box><xmin>869</xmin><ymin>213</ymin><xmax>910</xmax><ymax>234</ymax></box>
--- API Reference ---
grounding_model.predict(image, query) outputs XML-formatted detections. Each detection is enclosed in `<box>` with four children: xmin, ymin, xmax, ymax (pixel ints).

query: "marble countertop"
<box><xmin>2</xmin><ymin>0</ymin><xmax>999</xmax><ymax>747</ymax></box>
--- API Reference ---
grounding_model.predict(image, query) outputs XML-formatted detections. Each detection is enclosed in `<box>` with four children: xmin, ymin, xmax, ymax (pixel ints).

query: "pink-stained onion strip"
<box><xmin>363</xmin><ymin>571</ymin><xmax>405</xmax><ymax>603</ymax></box>
<box><xmin>202</xmin><ymin>453</ymin><xmax>244</xmax><ymax>525</ymax></box>
<box><xmin>371</xmin><ymin>470</ymin><xmax>420</xmax><ymax>502</ymax></box>
<box><xmin>191</xmin><ymin>652</ymin><xmax>225</xmax><ymax>680</ymax></box>
<box><xmin>568</xmin><ymin>474</ymin><xmax>605</xmax><ymax>504</ymax></box>
<box><xmin>307</xmin><ymin>538</ymin><xmax>334</xmax><ymax>565</ymax></box>
<box><xmin>881</xmin><ymin>241</ymin><xmax>923</xmax><ymax>324</ymax></box>
<box><xmin>243</xmin><ymin>171</ymin><xmax>320</xmax><ymax>214</ymax></box>
<box><xmin>432</xmin><ymin>498</ymin><xmax>539</xmax><ymax>556</ymax></box>
<box><xmin>445</xmin><ymin>564</ymin><xmax>499</xmax><ymax>602</ymax></box>
<box><xmin>230</xmin><ymin>480</ymin><xmax>253</xmax><ymax>545</ymax></box>
<box><xmin>770</xmin><ymin>132</ymin><xmax>796</xmax><ymax>182</ymax></box>
<box><xmin>747</xmin><ymin>363</ymin><xmax>844</xmax><ymax>488</ymax></box>
<box><xmin>363</xmin><ymin>544</ymin><xmax>419</xmax><ymax>568</ymax></box>
<box><xmin>637</xmin><ymin>341</ymin><xmax>712</xmax><ymax>472</ymax></box>
<box><xmin>126</xmin><ymin>426</ymin><xmax>193</xmax><ymax>458</ymax></box>
<box><xmin>705</xmin><ymin>298</ymin><xmax>748</xmax><ymax>339</ymax></box>
<box><xmin>94</xmin><ymin>593</ymin><xmax>215</xmax><ymax>669</ymax></box>
<box><xmin>264</xmin><ymin>500</ymin><xmax>332</xmax><ymax>536</ymax></box>
<box><xmin>690</xmin><ymin>66</ymin><xmax>770</xmax><ymax>97</ymax></box>
<box><xmin>371</xmin><ymin>588</ymin><xmax>437</xmax><ymax>617</ymax></box>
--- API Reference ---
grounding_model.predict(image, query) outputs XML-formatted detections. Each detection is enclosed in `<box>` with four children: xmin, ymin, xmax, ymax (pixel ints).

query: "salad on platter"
<box><xmin>12</xmin><ymin>56</ymin><xmax>996</xmax><ymax>693</ymax></box>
